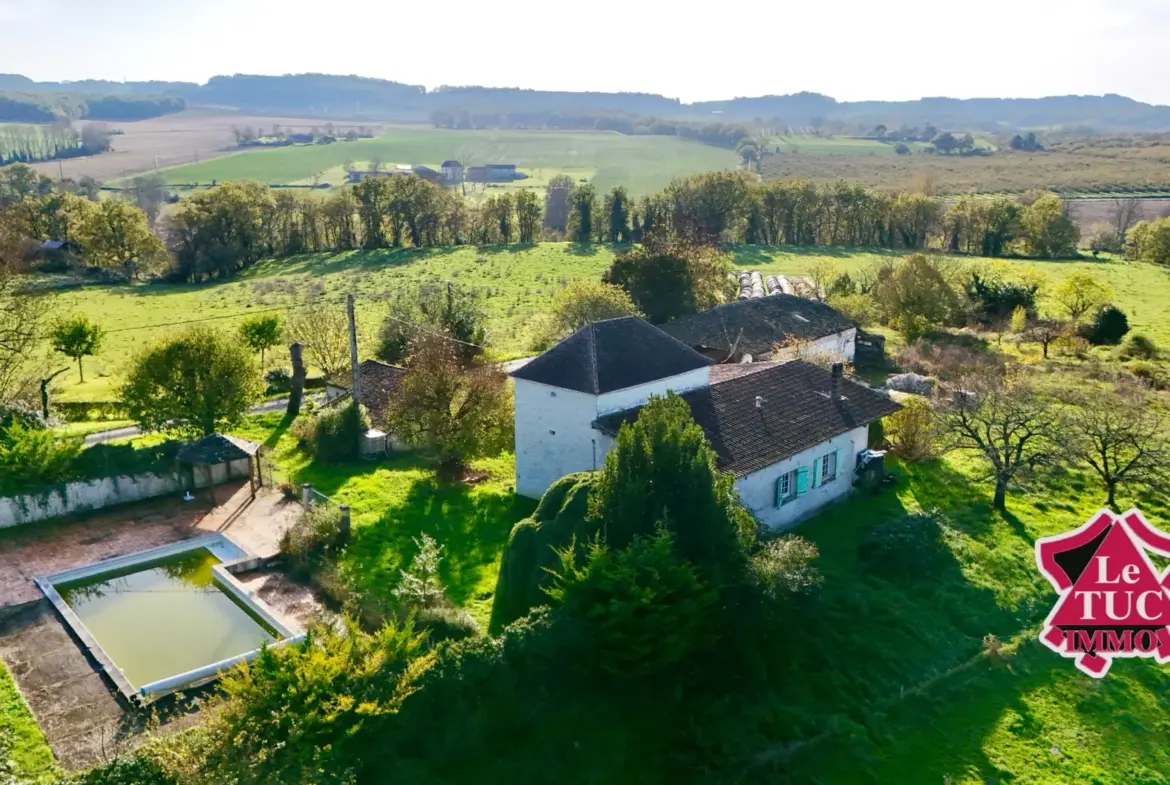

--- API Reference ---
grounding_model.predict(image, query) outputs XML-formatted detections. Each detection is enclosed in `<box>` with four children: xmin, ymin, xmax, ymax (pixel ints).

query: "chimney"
<box><xmin>831</xmin><ymin>362</ymin><xmax>843</xmax><ymax>401</ymax></box>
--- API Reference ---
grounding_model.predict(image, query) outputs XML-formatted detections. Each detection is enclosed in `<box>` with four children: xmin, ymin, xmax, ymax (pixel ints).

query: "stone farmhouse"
<box><xmin>659</xmin><ymin>294</ymin><xmax>857</xmax><ymax>364</ymax></box>
<box><xmin>511</xmin><ymin>316</ymin><xmax>899</xmax><ymax>529</ymax></box>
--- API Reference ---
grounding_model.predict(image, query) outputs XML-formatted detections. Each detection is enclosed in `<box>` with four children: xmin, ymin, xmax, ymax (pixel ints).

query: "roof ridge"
<box><xmin>587</xmin><ymin>321</ymin><xmax>599</xmax><ymax>394</ymax></box>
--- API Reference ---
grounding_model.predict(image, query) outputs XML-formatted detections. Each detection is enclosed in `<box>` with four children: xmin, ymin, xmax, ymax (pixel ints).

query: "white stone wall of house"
<box><xmin>734</xmin><ymin>425</ymin><xmax>869</xmax><ymax>530</ymax></box>
<box><xmin>595</xmin><ymin>367</ymin><xmax>710</xmax><ymax>415</ymax></box>
<box><xmin>514</xmin><ymin>379</ymin><xmax>605</xmax><ymax>498</ymax></box>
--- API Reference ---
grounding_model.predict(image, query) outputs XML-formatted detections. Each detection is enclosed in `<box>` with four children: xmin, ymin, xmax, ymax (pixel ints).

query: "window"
<box><xmin>819</xmin><ymin>451</ymin><xmax>838</xmax><ymax>484</ymax></box>
<box><xmin>775</xmin><ymin>470</ymin><xmax>797</xmax><ymax>507</ymax></box>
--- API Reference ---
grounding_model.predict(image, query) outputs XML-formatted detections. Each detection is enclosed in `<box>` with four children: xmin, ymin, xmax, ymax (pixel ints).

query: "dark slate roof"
<box><xmin>659</xmin><ymin>295</ymin><xmax>855</xmax><ymax>357</ymax></box>
<box><xmin>511</xmin><ymin>317</ymin><xmax>712</xmax><ymax>395</ymax></box>
<box><xmin>441</xmin><ymin>160</ymin><xmax>462</xmax><ymax>167</ymax></box>
<box><xmin>594</xmin><ymin>361</ymin><xmax>900</xmax><ymax>476</ymax></box>
<box><xmin>177</xmin><ymin>433</ymin><xmax>260</xmax><ymax>464</ymax></box>
<box><xmin>329</xmin><ymin>359</ymin><xmax>407</xmax><ymax>429</ymax></box>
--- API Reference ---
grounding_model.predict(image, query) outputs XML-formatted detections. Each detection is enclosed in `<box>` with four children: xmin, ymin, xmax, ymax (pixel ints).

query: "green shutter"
<box><xmin>795</xmin><ymin>467</ymin><xmax>809</xmax><ymax>495</ymax></box>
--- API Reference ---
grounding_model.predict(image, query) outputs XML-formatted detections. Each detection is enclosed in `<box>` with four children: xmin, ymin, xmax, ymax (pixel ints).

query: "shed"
<box><xmin>177</xmin><ymin>433</ymin><xmax>264</xmax><ymax>504</ymax></box>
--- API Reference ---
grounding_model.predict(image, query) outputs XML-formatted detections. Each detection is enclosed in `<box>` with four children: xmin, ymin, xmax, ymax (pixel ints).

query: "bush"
<box><xmin>53</xmin><ymin>400</ymin><xmax>127</xmax><ymax>423</ymax></box>
<box><xmin>0</xmin><ymin>422</ymin><xmax>84</xmax><ymax>494</ymax></box>
<box><xmin>1078</xmin><ymin>305</ymin><xmax>1130</xmax><ymax>345</ymax></box>
<box><xmin>311</xmin><ymin>402</ymin><xmax>370</xmax><ymax>463</ymax></box>
<box><xmin>825</xmin><ymin>293</ymin><xmax>880</xmax><ymax>326</ymax></box>
<box><xmin>264</xmin><ymin>368</ymin><xmax>292</xmax><ymax>394</ymax></box>
<box><xmin>885</xmin><ymin>397</ymin><xmax>938</xmax><ymax>461</ymax></box>
<box><xmin>280</xmin><ymin>503</ymin><xmax>345</xmax><ymax>578</ymax></box>
<box><xmin>748</xmin><ymin>536</ymin><xmax>823</xmax><ymax>599</ymax></box>
<box><xmin>70</xmin><ymin>754</ymin><xmax>178</xmax><ymax>785</ymax></box>
<box><xmin>68</xmin><ymin>440</ymin><xmax>182</xmax><ymax>481</ymax></box>
<box><xmin>278</xmin><ymin>480</ymin><xmax>299</xmax><ymax>500</ymax></box>
<box><xmin>1126</xmin><ymin>361</ymin><xmax>1165</xmax><ymax>389</ymax></box>
<box><xmin>858</xmin><ymin>512</ymin><xmax>951</xmax><ymax>581</ymax></box>
<box><xmin>1088</xmin><ymin>223</ymin><xmax>1123</xmax><ymax>254</ymax></box>
<box><xmin>1121</xmin><ymin>334</ymin><xmax>1157</xmax><ymax>360</ymax></box>
<box><xmin>415</xmin><ymin>606</ymin><xmax>481</xmax><ymax>643</ymax></box>
<box><xmin>896</xmin><ymin>337</ymin><xmax>1005</xmax><ymax>382</ymax></box>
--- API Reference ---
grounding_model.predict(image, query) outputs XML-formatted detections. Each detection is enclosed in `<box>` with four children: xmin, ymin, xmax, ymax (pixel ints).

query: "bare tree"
<box><xmin>937</xmin><ymin>376</ymin><xmax>1062</xmax><ymax>510</ymax></box>
<box><xmin>285</xmin><ymin>299</ymin><xmax>351</xmax><ymax>380</ymax></box>
<box><xmin>1110</xmin><ymin>198</ymin><xmax>1143</xmax><ymax>244</ymax></box>
<box><xmin>1023</xmin><ymin>319</ymin><xmax>1067</xmax><ymax>359</ymax></box>
<box><xmin>1065</xmin><ymin>386</ymin><xmax>1168</xmax><ymax>509</ymax></box>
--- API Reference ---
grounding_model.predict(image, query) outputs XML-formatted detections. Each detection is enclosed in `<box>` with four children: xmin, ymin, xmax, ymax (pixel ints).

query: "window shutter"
<box><xmin>796</xmin><ymin>466</ymin><xmax>809</xmax><ymax>495</ymax></box>
<box><xmin>775</xmin><ymin>476</ymin><xmax>784</xmax><ymax>508</ymax></box>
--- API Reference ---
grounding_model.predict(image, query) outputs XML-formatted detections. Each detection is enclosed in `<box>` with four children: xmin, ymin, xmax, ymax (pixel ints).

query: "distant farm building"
<box><xmin>465</xmin><ymin>163</ymin><xmax>526</xmax><ymax>183</ymax></box>
<box><xmin>412</xmin><ymin>165</ymin><xmax>440</xmax><ymax>184</ymax></box>
<box><xmin>441</xmin><ymin>160</ymin><xmax>463</xmax><ymax>182</ymax></box>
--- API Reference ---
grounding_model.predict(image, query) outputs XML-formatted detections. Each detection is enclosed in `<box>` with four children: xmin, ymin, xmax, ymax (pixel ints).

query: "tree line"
<box><xmin>0</xmin><ymin>91</ymin><xmax>185</xmax><ymax>123</ymax></box>
<box><xmin>0</xmin><ymin>122</ymin><xmax>111</xmax><ymax>166</ymax></box>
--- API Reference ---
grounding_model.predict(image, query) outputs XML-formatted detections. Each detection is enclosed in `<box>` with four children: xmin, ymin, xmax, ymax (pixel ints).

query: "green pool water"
<box><xmin>57</xmin><ymin>548</ymin><xmax>278</xmax><ymax>689</ymax></box>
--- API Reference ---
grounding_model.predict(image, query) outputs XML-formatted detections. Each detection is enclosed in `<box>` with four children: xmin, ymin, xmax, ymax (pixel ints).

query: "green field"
<box><xmin>40</xmin><ymin>244</ymin><xmax>1170</xmax><ymax>401</ymax></box>
<box><xmin>764</xmin><ymin>133</ymin><xmax>998</xmax><ymax>157</ymax></box>
<box><xmin>139</xmin><ymin>128</ymin><xmax>739</xmax><ymax>198</ymax></box>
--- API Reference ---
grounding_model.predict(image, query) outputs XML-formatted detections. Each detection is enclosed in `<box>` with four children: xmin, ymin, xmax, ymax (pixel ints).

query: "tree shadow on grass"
<box><xmin>340</xmin><ymin>474</ymin><xmax>536</xmax><ymax>609</ymax></box>
<box><xmin>564</xmin><ymin>242</ymin><xmax>600</xmax><ymax>257</ymax></box>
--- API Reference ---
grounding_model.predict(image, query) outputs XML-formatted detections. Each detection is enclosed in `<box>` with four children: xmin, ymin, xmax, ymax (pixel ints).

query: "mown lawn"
<box><xmin>39</xmin><ymin>244</ymin><xmax>1170</xmax><ymax>401</ymax></box>
<box><xmin>230</xmin><ymin>413</ymin><xmax>535</xmax><ymax>628</ymax></box>
<box><xmin>0</xmin><ymin>661</ymin><xmax>57</xmax><ymax>783</ymax></box>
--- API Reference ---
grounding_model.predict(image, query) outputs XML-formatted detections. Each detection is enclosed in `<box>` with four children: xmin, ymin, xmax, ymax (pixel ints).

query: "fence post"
<box><xmin>339</xmin><ymin>504</ymin><xmax>351</xmax><ymax>542</ymax></box>
<box><xmin>301</xmin><ymin>483</ymin><xmax>314</xmax><ymax>507</ymax></box>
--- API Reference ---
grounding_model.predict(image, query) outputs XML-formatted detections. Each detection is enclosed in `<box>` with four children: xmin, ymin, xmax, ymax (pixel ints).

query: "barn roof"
<box><xmin>177</xmin><ymin>433</ymin><xmax>261</xmax><ymax>464</ymax></box>
<box><xmin>659</xmin><ymin>295</ymin><xmax>855</xmax><ymax>358</ymax></box>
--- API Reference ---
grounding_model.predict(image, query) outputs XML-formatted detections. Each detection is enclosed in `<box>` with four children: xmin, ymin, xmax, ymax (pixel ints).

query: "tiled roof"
<box><xmin>177</xmin><ymin>433</ymin><xmax>261</xmax><ymax>464</ymax></box>
<box><xmin>511</xmin><ymin>317</ymin><xmax>712</xmax><ymax>395</ymax></box>
<box><xmin>330</xmin><ymin>359</ymin><xmax>407</xmax><ymax>429</ymax></box>
<box><xmin>594</xmin><ymin>361</ymin><xmax>900</xmax><ymax>476</ymax></box>
<box><xmin>659</xmin><ymin>295</ymin><xmax>855</xmax><ymax>358</ymax></box>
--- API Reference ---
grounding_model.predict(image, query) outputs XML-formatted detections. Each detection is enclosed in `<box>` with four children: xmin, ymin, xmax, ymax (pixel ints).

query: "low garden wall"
<box><xmin>0</xmin><ymin>458</ymin><xmax>251</xmax><ymax>528</ymax></box>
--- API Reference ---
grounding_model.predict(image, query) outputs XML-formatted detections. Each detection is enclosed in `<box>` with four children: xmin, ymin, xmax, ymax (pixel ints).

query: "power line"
<box><xmin>100</xmin><ymin>291</ymin><xmax>490</xmax><ymax>351</ymax></box>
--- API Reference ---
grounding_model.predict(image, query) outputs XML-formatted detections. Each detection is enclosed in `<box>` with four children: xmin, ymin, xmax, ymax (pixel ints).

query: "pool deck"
<box><xmin>0</xmin><ymin>481</ymin><xmax>311</xmax><ymax>770</ymax></box>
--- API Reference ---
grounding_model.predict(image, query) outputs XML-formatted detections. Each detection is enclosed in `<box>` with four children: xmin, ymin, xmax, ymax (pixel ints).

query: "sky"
<box><xmin>2</xmin><ymin>0</ymin><xmax>1169</xmax><ymax>105</ymax></box>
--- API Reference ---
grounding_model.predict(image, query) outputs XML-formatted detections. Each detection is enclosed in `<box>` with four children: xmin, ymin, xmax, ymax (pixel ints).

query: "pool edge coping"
<box><xmin>35</xmin><ymin>533</ymin><xmax>306</xmax><ymax>704</ymax></box>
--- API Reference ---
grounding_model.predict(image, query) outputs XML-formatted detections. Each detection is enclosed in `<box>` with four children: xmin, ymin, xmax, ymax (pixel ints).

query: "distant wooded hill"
<box><xmin>5</xmin><ymin>72</ymin><xmax>1170</xmax><ymax>132</ymax></box>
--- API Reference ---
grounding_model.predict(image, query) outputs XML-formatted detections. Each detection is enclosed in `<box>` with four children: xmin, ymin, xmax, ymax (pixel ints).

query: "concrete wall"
<box><xmin>735</xmin><ymin>425</ymin><xmax>868</xmax><ymax>530</ymax></box>
<box><xmin>0</xmin><ymin>460</ymin><xmax>251</xmax><ymax>528</ymax></box>
<box><xmin>771</xmin><ymin>328</ymin><xmax>857</xmax><ymax>364</ymax></box>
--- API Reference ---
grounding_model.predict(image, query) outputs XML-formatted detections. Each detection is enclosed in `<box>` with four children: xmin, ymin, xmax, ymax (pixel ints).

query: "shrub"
<box><xmin>1126</xmin><ymin>361</ymin><xmax>1165</xmax><ymax>389</ymax></box>
<box><xmin>748</xmin><ymin>536</ymin><xmax>823</xmax><ymax>599</ymax></box>
<box><xmin>896</xmin><ymin>337</ymin><xmax>1004</xmax><ymax>382</ymax></box>
<box><xmin>280</xmin><ymin>503</ymin><xmax>346</xmax><ymax>578</ymax></box>
<box><xmin>278</xmin><ymin>480</ymin><xmax>299</xmax><ymax>500</ymax></box>
<box><xmin>546</xmin><ymin>530</ymin><xmax>719</xmax><ymax>677</ymax></box>
<box><xmin>885</xmin><ymin>397</ymin><xmax>938</xmax><ymax>461</ymax></box>
<box><xmin>1121</xmin><ymin>334</ymin><xmax>1157</xmax><ymax>360</ymax></box>
<box><xmin>312</xmin><ymin>402</ymin><xmax>370</xmax><ymax>463</ymax></box>
<box><xmin>1088</xmin><ymin>223</ymin><xmax>1123</xmax><ymax>254</ymax></box>
<box><xmin>70</xmin><ymin>754</ymin><xmax>178</xmax><ymax>785</ymax></box>
<box><xmin>415</xmin><ymin>606</ymin><xmax>480</xmax><ymax>643</ymax></box>
<box><xmin>1053</xmin><ymin>332</ymin><xmax>1090</xmax><ymax>358</ymax></box>
<box><xmin>825</xmin><ymin>293</ymin><xmax>880</xmax><ymax>326</ymax></box>
<box><xmin>0</xmin><ymin>422</ymin><xmax>84</xmax><ymax>494</ymax></box>
<box><xmin>264</xmin><ymin>367</ymin><xmax>292</xmax><ymax>394</ymax></box>
<box><xmin>858</xmin><ymin>511</ymin><xmax>951</xmax><ymax>581</ymax></box>
<box><xmin>1078</xmin><ymin>305</ymin><xmax>1130</xmax><ymax>345</ymax></box>
<box><xmin>393</xmin><ymin>533</ymin><xmax>447</xmax><ymax>612</ymax></box>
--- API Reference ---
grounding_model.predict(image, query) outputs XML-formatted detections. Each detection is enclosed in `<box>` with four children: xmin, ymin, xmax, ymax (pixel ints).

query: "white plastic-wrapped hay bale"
<box><xmin>775</xmin><ymin>275</ymin><xmax>795</xmax><ymax>295</ymax></box>
<box><xmin>749</xmin><ymin>271</ymin><xmax>765</xmax><ymax>298</ymax></box>
<box><xmin>886</xmin><ymin>373</ymin><xmax>938</xmax><ymax>397</ymax></box>
<box><xmin>738</xmin><ymin>271</ymin><xmax>753</xmax><ymax>300</ymax></box>
<box><xmin>766</xmin><ymin>275</ymin><xmax>781</xmax><ymax>295</ymax></box>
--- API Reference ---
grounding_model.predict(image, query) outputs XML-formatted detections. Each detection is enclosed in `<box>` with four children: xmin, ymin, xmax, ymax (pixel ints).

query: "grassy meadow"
<box><xmin>40</xmin><ymin>244</ymin><xmax>1170</xmax><ymax>401</ymax></box>
<box><xmin>0</xmin><ymin>661</ymin><xmax>57</xmax><ymax>783</ymax></box>
<box><xmin>137</xmin><ymin>128</ymin><xmax>739</xmax><ymax>198</ymax></box>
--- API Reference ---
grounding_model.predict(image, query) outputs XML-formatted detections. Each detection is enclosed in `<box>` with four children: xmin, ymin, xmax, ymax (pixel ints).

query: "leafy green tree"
<box><xmin>542</xmin><ymin>174</ymin><xmax>574</xmax><ymax>233</ymax></box>
<box><xmin>603</xmin><ymin>242</ymin><xmax>732</xmax><ymax>324</ymax></box>
<box><xmin>1079</xmin><ymin>305</ymin><xmax>1130</xmax><ymax>345</ymax></box>
<box><xmin>120</xmin><ymin>327</ymin><xmax>262</xmax><ymax>438</ymax></box>
<box><xmin>1124</xmin><ymin>217</ymin><xmax>1170</xmax><ymax>265</ymax></box>
<box><xmin>603</xmin><ymin>186</ymin><xmax>631</xmax><ymax>242</ymax></box>
<box><xmin>1051</xmin><ymin>272</ymin><xmax>1114</xmax><ymax>323</ymax></box>
<box><xmin>169</xmin><ymin>181</ymin><xmax>275</xmax><ymax>281</ymax></box>
<box><xmin>1020</xmin><ymin>192</ymin><xmax>1079</xmax><ymax>258</ymax></box>
<box><xmin>376</xmin><ymin>281</ymin><xmax>487</xmax><ymax>366</ymax></box>
<box><xmin>0</xmin><ymin>421</ymin><xmax>83</xmax><ymax>494</ymax></box>
<box><xmin>588</xmin><ymin>394</ymin><xmax>755</xmax><ymax>582</ymax></box>
<box><xmin>871</xmin><ymin>254</ymin><xmax>962</xmax><ymax>340</ymax></box>
<box><xmin>568</xmin><ymin>183</ymin><xmax>596</xmax><ymax>242</ymax></box>
<box><xmin>239</xmin><ymin>314</ymin><xmax>282</xmax><ymax>367</ymax></box>
<box><xmin>50</xmin><ymin>315</ymin><xmax>103</xmax><ymax>382</ymax></box>
<box><xmin>385</xmin><ymin>334</ymin><xmax>512</xmax><ymax>477</ymax></box>
<box><xmin>75</xmin><ymin>198</ymin><xmax>166</xmax><ymax>280</ymax></box>
<box><xmin>514</xmin><ymin>189</ymin><xmax>542</xmax><ymax>243</ymax></box>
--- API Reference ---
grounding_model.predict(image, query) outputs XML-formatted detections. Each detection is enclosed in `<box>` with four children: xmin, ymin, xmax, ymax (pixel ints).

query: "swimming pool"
<box><xmin>37</xmin><ymin>534</ymin><xmax>303</xmax><ymax>702</ymax></box>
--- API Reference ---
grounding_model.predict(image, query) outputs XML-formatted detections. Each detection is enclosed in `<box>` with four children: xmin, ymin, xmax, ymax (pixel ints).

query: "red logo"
<box><xmin>1037</xmin><ymin>509</ymin><xmax>1170</xmax><ymax>677</ymax></box>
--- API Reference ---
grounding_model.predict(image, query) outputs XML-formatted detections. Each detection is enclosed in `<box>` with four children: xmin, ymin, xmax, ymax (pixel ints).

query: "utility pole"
<box><xmin>347</xmin><ymin>293</ymin><xmax>361</xmax><ymax>405</ymax></box>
